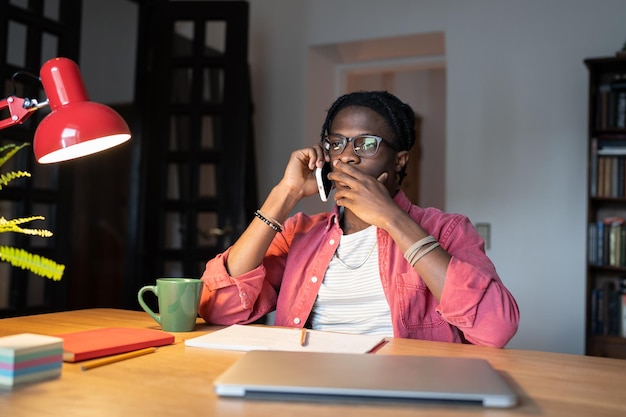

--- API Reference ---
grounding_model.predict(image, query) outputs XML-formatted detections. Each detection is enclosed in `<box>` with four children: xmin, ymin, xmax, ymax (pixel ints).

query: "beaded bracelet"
<box><xmin>254</xmin><ymin>210</ymin><xmax>282</xmax><ymax>233</ymax></box>
<box><xmin>256</xmin><ymin>210</ymin><xmax>283</xmax><ymax>230</ymax></box>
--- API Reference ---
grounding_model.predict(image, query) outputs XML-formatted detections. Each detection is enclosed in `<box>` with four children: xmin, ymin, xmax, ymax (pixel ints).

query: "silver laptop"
<box><xmin>214</xmin><ymin>350</ymin><xmax>517</xmax><ymax>408</ymax></box>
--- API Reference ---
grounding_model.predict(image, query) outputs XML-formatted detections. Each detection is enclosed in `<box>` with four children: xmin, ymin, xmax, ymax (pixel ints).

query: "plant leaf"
<box><xmin>0</xmin><ymin>216</ymin><xmax>53</xmax><ymax>237</ymax></box>
<box><xmin>0</xmin><ymin>170</ymin><xmax>32</xmax><ymax>189</ymax></box>
<box><xmin>0</xmin><ymin>143</ymin><xmax>30</xmax><ymax>169</ymax></box>
<box><xmin>0</xmin><ymin>246</ymin><xmax>65</xmax><ymax>281</ymax></box>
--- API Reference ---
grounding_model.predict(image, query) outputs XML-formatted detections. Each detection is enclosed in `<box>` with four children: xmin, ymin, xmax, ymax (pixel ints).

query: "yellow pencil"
<box><xmin>300</xmin><ymin>328</ymin><xmax>307</xmax><ymax>346</ymax></box>
<box><xmin>81</xmin><ymin>347</ymin><xmax>157</xmax><ymax>371</ymax></box>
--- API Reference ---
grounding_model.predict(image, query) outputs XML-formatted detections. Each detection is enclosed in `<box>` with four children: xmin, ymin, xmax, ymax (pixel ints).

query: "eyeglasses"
<box><xmin>321</xmin><ymin>134</ymin><xmax>396</xmax><ymax>158</ymax></box>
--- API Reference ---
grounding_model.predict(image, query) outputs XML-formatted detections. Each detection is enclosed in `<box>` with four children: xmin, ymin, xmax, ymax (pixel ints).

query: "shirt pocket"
<box><xmin>396</xmin><ymin>272</ymin><xmax>446</xmax><ymax>329</ymax></box>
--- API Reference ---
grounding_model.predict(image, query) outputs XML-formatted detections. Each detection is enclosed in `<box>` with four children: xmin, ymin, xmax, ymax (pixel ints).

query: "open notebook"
<box><xmin>214</xmin><ymin>350</ymin><xmax>517</xmax><ymax>408</ymax></box>
<box><xmin>185</xmin><ymin>325</ymin><xmax>385</xmax><ymax>354</ymax></box>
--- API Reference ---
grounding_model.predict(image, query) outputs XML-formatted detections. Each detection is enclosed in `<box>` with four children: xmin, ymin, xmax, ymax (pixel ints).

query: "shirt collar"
<box><xmin>393</xmin><ymin>189</ymin><xmax>412</xmax><ymax>213</ymax></box>
<box><xmin>326</xmin><ymin>205</ymin><xmax>341</xmax><ymax>231</ymax></box>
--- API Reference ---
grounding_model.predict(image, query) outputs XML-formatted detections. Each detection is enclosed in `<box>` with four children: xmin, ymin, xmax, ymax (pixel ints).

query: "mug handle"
<box><xmin>137</xmin><ymin>285</ymin><xmax>161</xmax><ymax>325</ymax></box>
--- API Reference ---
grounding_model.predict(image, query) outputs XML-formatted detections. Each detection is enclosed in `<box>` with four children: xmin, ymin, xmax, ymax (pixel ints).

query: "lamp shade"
<box><xmin>34</xmin><ymin>57</ymin><xmax>131</xmax><ymax>164</ymax></box>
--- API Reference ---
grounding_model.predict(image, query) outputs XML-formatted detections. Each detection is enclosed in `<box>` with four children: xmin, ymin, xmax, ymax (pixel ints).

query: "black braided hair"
<box><xmin>320</xmin><ymin>91</ymin><xmax>416</xmax><ymax>151</ymax></box>
<box><xmin>320</xmin><ymin>91</ymin><xmax>416</xmax><ymax>184</ymax></box>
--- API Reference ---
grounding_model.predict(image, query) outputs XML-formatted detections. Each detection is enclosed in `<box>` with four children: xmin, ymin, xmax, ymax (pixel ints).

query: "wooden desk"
<box><xmin>1</xmin><ymin>309</ymin><xmax>625</xmax><ymax>416</ymax></box>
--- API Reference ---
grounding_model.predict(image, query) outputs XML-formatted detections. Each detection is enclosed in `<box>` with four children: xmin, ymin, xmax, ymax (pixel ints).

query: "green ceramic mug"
<box><xmin>137</xmin><ymin>278</ymin><xmax>203</xmax><ymax>332</ymax></box>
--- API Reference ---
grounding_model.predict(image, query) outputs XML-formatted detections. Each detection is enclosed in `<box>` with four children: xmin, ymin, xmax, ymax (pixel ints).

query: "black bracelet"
<box><xmin>254</xmin><ymin>210</ymin><xmax>282</xmax><ymax>233</ymax></box>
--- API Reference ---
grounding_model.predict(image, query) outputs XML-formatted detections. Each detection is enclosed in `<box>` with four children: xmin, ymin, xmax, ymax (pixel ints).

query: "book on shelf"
<box><xmin>589</xmin><ymin>137</ymin><xmax>626</xmax><ymax>198</ymax></box>
<box><xmin>595</xmin><ymin>73</ymin><xmax>626</xmax><ymax>130</ymax></box>
<box><xmin>596</xmin><ymin>83</ymin><xmax>610</xmax><ymax>129</ymax></box>
<box><xmin>588</xmin><ymin>217</ymin><xmax>626</xmax><ymax>267</ymax></box>
<box><xmin>621</xmin><ymin>292</ymin><xmax>626</xmax><ymax>338</ymax></box>
<box><xmin>613</xmin><ymin>76</ymin><xmax>626</xmax><ymax>129</ymax></box>
<box><xmin>590</xmin><ymin>137</ymin><xmax>598</xmax><ymax>197</ymax></box>
<box><xmin>590</xmin><ymin>277</ymin><xmax>626</xmax><ymax>337</ymax></box>
<box><xmin>55</xmin><ymin>327</ymin><xmax>175</xmax><ymax>362</ymax></box>
<box><xmin>588</xmin><ymin>222</ymin><xmax>598</xmax><ymax>265</ymax></box>
<box><xmin>591</xmin><ymin>154</ymin><xmax>626</xmax><ymax>198</ymax></box>
<box><xmin>596</xmin><ymin>143</ymin><xmax>626</xmax><ymax>155</ymax></box>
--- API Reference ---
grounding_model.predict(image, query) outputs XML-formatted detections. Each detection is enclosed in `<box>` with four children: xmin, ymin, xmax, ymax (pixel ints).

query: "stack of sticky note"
<box><xmin>0</xmin><ymin>333</ymin><xmax>63</xmax><ymax>387</ymax></box>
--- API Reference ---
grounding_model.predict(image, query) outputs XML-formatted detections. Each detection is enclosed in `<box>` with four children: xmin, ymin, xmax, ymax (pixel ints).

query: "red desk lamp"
<box><xmin>0</xmin><ymin>57</ymin><xmax>131</xmax><ymax>163</ymax></box>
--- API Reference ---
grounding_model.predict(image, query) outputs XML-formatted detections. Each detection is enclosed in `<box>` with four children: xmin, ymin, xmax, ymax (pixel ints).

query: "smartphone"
<box><xmin>315</xmin><ymin>163</ymin><xmax>333</xmax><ymax>202</ymax></box>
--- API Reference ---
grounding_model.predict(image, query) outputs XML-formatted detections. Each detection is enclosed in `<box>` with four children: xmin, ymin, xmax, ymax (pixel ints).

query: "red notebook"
<box><xmin>57</xmin><ymin>327</ymin><xmax>175</xmax><ymax>362</ymax></box>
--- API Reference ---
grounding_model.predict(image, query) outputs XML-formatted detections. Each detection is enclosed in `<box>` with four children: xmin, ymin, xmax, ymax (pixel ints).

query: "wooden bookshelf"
<box><xmin>584</xmin><ymin>55</ymin><xmax>626</xmax><ymax>359</ymax></box>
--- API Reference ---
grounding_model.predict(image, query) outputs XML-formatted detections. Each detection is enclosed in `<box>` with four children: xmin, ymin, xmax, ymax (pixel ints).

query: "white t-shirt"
<box><xmin>310</xmin><ymin>225</ymin><xmax>394</xmax><ymax>336</ymax></box>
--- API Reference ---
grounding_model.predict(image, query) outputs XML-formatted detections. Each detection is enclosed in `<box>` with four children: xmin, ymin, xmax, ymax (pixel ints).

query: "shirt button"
<box><xmin>293</xmin><ymin>317</ymin><xmax>301</xmax><ymax>325</ymax></box>
<box><xmin>311</xmin><ymin>276</ymin><xmax>318</xmax><ymax>283</ymax></box>
<box><xmin>329</xmin><ymin>239</ymin><xmax>335</xmax><ymax>245</ymax></box>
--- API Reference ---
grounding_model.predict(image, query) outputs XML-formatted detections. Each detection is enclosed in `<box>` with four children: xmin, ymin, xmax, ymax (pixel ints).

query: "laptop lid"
<box><xmin>214</xmin><ymin>350</ymin><xmax>517</xmax><ymax>408</ymax></box>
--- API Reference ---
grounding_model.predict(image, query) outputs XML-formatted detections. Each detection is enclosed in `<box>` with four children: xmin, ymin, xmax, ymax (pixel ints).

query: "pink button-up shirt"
<box><xmin>199</xmin><ymin>191</ymin><xmax>519</xmax><ymax>348</ymax></box>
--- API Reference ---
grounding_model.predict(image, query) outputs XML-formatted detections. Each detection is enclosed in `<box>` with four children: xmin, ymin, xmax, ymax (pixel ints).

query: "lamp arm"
<box><xmin>0</xmin><ymin>96</ymin><xmax>49</xmax><ymax>130</ymax></box>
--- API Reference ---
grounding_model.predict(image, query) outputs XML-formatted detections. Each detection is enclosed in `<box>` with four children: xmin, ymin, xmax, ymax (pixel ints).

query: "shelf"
<box><xmin>585</xmin><ymin>55</ymin><xmax>626</xmax><ymax>73</ymax></box>
<box><xmin>587</xmin><ymin>335</ymin><xmax>626</xmax><ymax>359</ymax></box>
<box><xmin>589</xmin><ymin>265</ymin><xmax>626</xmax><ymax>273</ymax></box>
<box><xmin>592</xmin><ymin>129</ymin><xmax>626</xmax><ymax>137</ymax></box>
<box><xmin>590</xmin><ymin>196</ymin><xmax>626</xmax><ymax>203</ymax></box>
<box><xmin>585</xmin><ymin>55</ymin><xmax>626</xmax><ymax>360</ymax></box>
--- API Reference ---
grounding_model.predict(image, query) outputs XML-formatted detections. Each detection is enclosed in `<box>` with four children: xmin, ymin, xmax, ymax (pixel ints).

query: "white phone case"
<box><xmin>315</xmin><ymin>166</ymin><xmax>330</xmax><ymax>202</ymax></box>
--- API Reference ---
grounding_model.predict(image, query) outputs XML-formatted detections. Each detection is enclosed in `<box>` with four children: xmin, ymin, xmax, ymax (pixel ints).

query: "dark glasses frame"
<box><xmin>321</xmin><ymin>134</ymin><xmax>397</xmax><ymax>158</ymax></box>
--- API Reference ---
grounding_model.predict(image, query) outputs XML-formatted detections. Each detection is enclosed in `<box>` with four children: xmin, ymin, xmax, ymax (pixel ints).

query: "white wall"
<box><xmin>81</xmin><ymin>0</ymin><xmax>626</xmax><ymax>354</ymax></box>
<box><xmin>244</xmin><ymin>0</ymin><xmax>626</xmax><ymax>354</ymax></box>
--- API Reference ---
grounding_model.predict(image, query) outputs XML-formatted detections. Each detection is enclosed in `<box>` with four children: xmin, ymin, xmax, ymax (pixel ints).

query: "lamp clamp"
<box><xmin>0</xmin><ymin>96</ymin><xmax>49</xmax><ymax>130</ymax></box>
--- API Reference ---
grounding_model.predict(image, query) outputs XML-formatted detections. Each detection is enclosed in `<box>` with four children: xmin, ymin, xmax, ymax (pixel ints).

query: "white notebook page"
<box><xmin>184</xmin><ymin>325</ymin><xmax>386</xmax><ymax>354</ymax></box>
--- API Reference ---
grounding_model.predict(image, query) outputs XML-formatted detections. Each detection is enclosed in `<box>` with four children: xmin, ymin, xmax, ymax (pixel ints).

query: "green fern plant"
<box><xmin>0</xmin><ymin>143</ymin><xmax>65</xmax><ymax>281</ymax></box>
